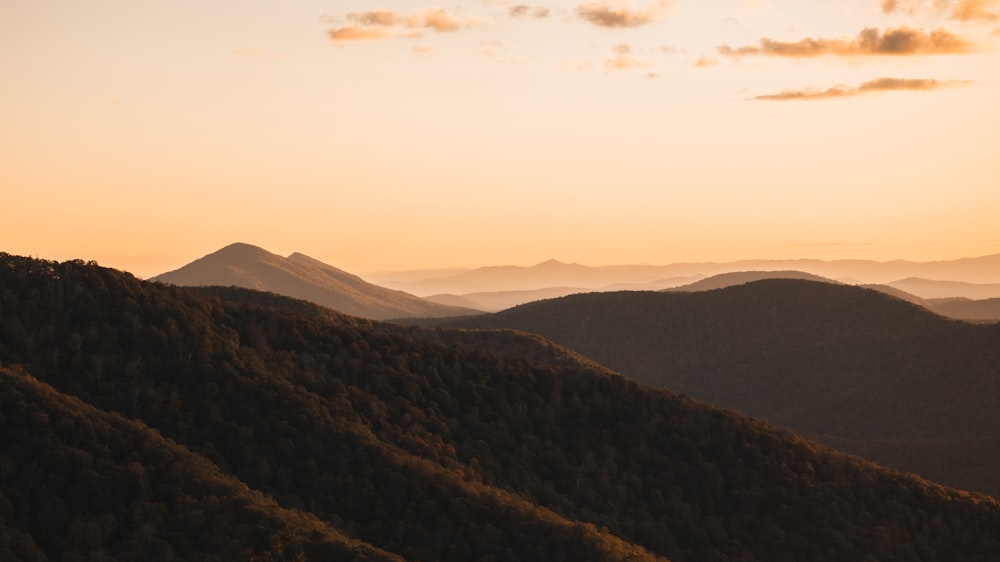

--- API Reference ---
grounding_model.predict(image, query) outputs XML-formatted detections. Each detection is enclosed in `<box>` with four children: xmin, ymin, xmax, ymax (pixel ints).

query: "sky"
<box><xmin>2</xmin><ymin>0</ymin><xmax>999</xmax><ymax>278</ymax></box>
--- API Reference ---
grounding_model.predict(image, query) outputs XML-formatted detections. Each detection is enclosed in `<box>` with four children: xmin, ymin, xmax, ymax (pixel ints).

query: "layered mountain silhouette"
<box><xmin>370</xmin><ymin>254</ymin><xmax>1000</xmax><ymax>296</ymax></box>
<box><xmin>5</xmin><ymin>252</ymin><xmax>1000</xmax><ymax>560</ymax></box>
<box><xmin>151</xmin><ymin>243</ymin><xmax>478</xmax><ymax>320</ymax></box>
<box><xmin>885</xmin><ymin>277</ymin><xmax>1000</xmax><ymax>300</ymax></box>
<box><xmin>437</xmin><ymin>279</ymin><xmax>1000</xmax><ymax>497</ymax></box>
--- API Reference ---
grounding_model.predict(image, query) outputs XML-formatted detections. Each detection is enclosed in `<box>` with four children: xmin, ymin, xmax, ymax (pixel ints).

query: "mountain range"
<box><xmin>4</xmin><ymin>252</ymin><xmax>1000</xmax><ymax>560</ymax></box>
<box><xmin>367</xmin><ymin>254</ymin><xmax>1000</xmax><ymax>296</ymax></box>
<box><xmin>434</xmin><ymin>278</ymin><xmax>1000</xmax><ymax>497</ymax></box>
<box><xmin>151</xmin><ymin>243</ymin><xmax>479</xmax><ymax>320</ymax></box>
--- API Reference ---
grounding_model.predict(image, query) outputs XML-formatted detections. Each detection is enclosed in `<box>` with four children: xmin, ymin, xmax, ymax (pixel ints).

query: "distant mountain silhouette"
<box><xmin>926</xmin><ymin>297</ymin><xmax>1000</xmax><ymax>322</ymax></box>
<box><xmin>886</xmin><ymin>277</ymin><xmax>1000</xmax><ymax>300</ymax></box>
<box><xmin>666</xmin><ymin>270</ymin><xmax>837</xmax><ymax>292</ymax></box>
<box><xmin>438</xmin><ymin>279</ymin><xmax>1000</xmax><ymax>497</ymax></box>
<box><xmin>6</xmin><ymin>253</ymin><xmax>1000</xmax><ymax>560</ymax></box>
<box><xmin>423</xmin><ymin>292</ymin><xmax>485</xmax><ymax>310</ymax></box>
<box><xmin>369</xmin><ymin>254</ymin><xmax>1000</xmax><ymax>296</ymax></box>
<box><xmin>449</xmin><ymin>287</ymin><xmax>588</xmax><ymax>312</ymax></box>
<box><xmin>151</xmin><ymin>243</ymin><xmax>478</xmax><ymax>320</ymax></box>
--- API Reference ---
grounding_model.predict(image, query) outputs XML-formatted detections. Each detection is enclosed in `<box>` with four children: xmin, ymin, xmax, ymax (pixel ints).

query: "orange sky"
<box><xmin>2</xmin><ymin>1</ymin><xmax>999</xmax><ymax>278</ymax></box>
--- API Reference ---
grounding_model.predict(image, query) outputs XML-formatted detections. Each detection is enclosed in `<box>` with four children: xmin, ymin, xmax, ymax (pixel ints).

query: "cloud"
<box><xmin>576</xmin><ymin>1</ymin><xmax>671</xmax><ymax>28</ymax></box>
<box><xmin>952</xmin><ymin>0</ymin><xmax>1000</xmax><ymax>20</ymax></box>
<box><xmin>418</xmin><ymin>8</ymin><xmax>477</xmax><ymax>32</ymax></box>
<box><xmin>693</xmin><ymin>55</ymin><xmax>718</xmax><ymax>67</ymax></box>
<box><xmin>412</xmin><ymin>45</ymin><xmax>434</xmax><ymax>55</ymax></box>
<box><xmin>348</xmin><ymin>9</ymin><xmax>401</xmax><ymax>26</ymax></box>
<box><xmin>719</xmin><ymin>26</ymin><xmax>972</xmax><ymax>56</ymax></box>
<box><xmin>881</xmin><ymin>0</ymin><xmax>999</xmax><ymax>21</ymax></box>
<box><xmin>510</xmin><ymin>5</ymin><xmax>551</xmax><ymax>18</ymax></box>
<box><xmin>328</xmin><ymin>7</ymin><xmax>480</xmax><ymax>42</ymax></box>
<box><xmin>328</xmin><ymin>26</ymin><xmax>396</xmax><ymax>41</ymax></box>
<box><xmin>605</xmin><ymin>43</ymin><xmax>650</xmax><ymax>68</ymax></box>
<box><xmin>753</xmin><ymin>77</ymin><xmax>971</xmax><ymax>100</ymax></box>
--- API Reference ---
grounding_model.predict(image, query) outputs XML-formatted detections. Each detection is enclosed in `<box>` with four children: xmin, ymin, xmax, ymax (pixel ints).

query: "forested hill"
<box><xmin>4</xmin><ymin>253</ymin><xmax>1000</xmax><ymax>561</ymax></box>
<box><xmin>435</xmin><ymin>280</ymin><xmax>1000</xmax><ymax>497</ymax></box>
<box><xmin>0</xmin><ymin>365</ymin><xmax>402</xmax><ymax>562</ymax></box>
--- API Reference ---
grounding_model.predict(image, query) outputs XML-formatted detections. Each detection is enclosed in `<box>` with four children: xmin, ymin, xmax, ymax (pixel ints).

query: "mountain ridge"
<box><xmin>151</xmin><ymin>243</ymin><xmax>479</xmax><ymax>320</ymax></box>
<box><xmin>435</xmin><ymin>278</ymin><xmax>1000</xmax><ymax>496</ymax></box>
<box><xmin>368</xmin><ymin>253</ymin><xmax>1000</xmax><ymax>296</ymax></box>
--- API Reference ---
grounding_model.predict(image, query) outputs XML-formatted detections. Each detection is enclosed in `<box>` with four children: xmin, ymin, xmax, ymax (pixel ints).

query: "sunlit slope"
<box><xmin>152</xmin><ymin>242</ymin><xmax>478</xmax><ymax>320</ymax></box>
<box><xmin>0</xmin><ymin>365</ymin><xmax>402</xmax><ymax>562</ymax></box>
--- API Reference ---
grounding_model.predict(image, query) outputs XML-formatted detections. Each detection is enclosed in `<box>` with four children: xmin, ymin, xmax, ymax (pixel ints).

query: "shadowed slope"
<box><xmin>152</xmin><ymin>243</ymin><xmax>478</xmax><ymax>320</ymax></box>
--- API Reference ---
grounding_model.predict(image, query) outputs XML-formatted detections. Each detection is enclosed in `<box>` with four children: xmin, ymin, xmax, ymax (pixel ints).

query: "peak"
<box><xmin>532</xmin><ymin>259</ymin><xmax>570</xmax><ymax>269</ymax></box>
<box><xmin>208</xmin><ymin>243</ymin><xmax>276</xmax><ymax>262</ymax></box>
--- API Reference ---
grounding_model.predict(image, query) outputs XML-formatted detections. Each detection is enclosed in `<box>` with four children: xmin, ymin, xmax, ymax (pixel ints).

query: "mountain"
<box><xmin>422</xmin><ymin>293</ymin><xmax>485</xmax><ymax>310</ymax></box>
<box><xmin>927</xmin><ymin>297</ymin><xmax>1000</xmax><ymax>322</ymax></box>
<box><xmin>5</xmin><ymin>253</ymin><xmax>1000</xmax><ymax>560</ymax></box>
<box><xmin>368</xmin><ymin>254</ymin><xmax>1000</xmax><ymax>296</ymax></box>
<box><xmin>444</xmin><ymin>287</ymin><xmax>588</xmax><ymax>312</ymax></box>
<box><xmin>886</xmin><ymin>277</ymin><xmax>1000</xmax><ymax>300</ymax></box>
<box><xmin>151</xmin><ymin>243</ymin><xmax>478</xmax><ymax>320</ymax></box>
<box><xmin>666</xmin><ymin>270</ymin><xmax>838</xmax><ymax>292</ymax></box>
<box><xmin>436</xmin><ymin>279</ymin><xmax>1000</xmax><ymax>497</ymax></box>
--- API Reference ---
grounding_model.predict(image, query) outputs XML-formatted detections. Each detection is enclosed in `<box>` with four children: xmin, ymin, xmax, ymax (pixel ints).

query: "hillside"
<box><xmin>439</xmin><ymin>280</ymin><xmax>1000</xmax><ymax>497</ymax></box>
<box><xmin>151</xmin><ymin>243</ymin><xmax>478</xmax><ymax>320</ymax></box>
<box><xmin>4</xmin><ymin>253</ymin><xmax>1000</xmax><ymax>560</ymax></box>
<box><xmin>927</xmin><ymin>297</ymin><xmax>1000</xmax><ymax>322</ymax></box>
<box><xmin>0</xmin><ymin>365</ymin><xmax>401</xmax><ymax>562</ymax></box>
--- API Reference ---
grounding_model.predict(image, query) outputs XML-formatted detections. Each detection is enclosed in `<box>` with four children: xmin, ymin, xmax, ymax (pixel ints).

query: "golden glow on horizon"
<box><xmin>2</xmin><ymin>1</ymin><xmax>998</xmax><ymax>279</ymax></box>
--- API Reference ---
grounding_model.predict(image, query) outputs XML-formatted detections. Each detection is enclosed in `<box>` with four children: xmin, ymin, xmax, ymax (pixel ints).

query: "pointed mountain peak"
<box><xmin>532</xmin><ymin>259</ymin><xmax>574</xmax><ymax>269</ymax></box>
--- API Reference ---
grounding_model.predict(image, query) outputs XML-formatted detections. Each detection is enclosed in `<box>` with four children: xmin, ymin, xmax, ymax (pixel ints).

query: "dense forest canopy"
<box><xmin>436</xmin><ymin>283</ymin><xmax>1000</xmax><ymax>497</ymax></box>
<box><xmin>3</xmin><ymin>253</ymin><xmax>1000</xmax><ymax>561</ymax></box>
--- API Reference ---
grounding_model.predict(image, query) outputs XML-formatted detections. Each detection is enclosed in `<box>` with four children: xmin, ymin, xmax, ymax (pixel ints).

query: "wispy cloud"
<box><xmin>753</xmin><ymin>77</ymin><xmax>971</xmax><ymax>100</ymax></box>
<box><xmin>328</xmin><ymin>7</ymin><xmax>481</xmax><ymax>42</ymax></box>
<box><xmin>693</xmin><ymin>55</ymin><xmax>718</xmax><ymax>67</ymax></box>
<box><xmin>952</xmin><ymin>0</ymin><xmax>1000</xmax><ymax>20</ymax></box>
<box><xmin>719</xmin><ymin>26</ymin><xmax>972</xmax><ymax>56</ymax></box>
<box><xmin>881</xmin><ymin>0</ymin><xmax>999</xmax><ymax>21</ymax></box>
<box><xmin>576</xmin><ymin>1</ymin><xmax>671</xmax><ymax>28</ymax></box>
<box><xmin>510</xmin><ymin>4</ymin><xmax>551</xmax><ymax>18</ymax></box>
<box><xmin>605</xmin><ymin>43</ymin><xmax>650</xmax><ymax>68</ymax></box>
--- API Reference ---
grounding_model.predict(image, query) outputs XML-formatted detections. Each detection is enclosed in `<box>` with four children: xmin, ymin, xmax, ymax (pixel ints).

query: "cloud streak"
<box><xmin>328</xmin><ymin>8</ymin><xmax>480</xmax><ymax>42</ymax></box>
<box><xmin>881</xmin><ymin>0</ymin><xmax>999</xmax><ymax>21</ymax></box>
<box><xmin>753</xmin><ymin>77</ymin><xmax>971</xmax><ymax>100</ymax></box>
<box><xmin>510</xmin><ymin>5</ymin><xmax>551</xmax><ymax>18</ymax></box>
<box><xmin>576</xmin><ymin>1</ymin><xmax>671</xmax><ymax>28</ymax></box>
<box><xmin>719</xmin><ymin>26</ymin><xmax>972</xmax><ymax>57</ymax></box>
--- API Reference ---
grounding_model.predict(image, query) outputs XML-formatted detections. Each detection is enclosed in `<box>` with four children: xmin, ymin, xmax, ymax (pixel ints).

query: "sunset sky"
<box><xmin>3</xmin><ymin>0</ymin><xmax>999</xmax><ymax>278</ymax></box>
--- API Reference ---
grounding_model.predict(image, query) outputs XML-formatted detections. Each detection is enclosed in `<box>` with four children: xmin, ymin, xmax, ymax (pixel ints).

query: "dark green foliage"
<box><xmin>3</xmin><ymin>253</ymin><xmax>1000</xmax><ymax>561</ymax></box>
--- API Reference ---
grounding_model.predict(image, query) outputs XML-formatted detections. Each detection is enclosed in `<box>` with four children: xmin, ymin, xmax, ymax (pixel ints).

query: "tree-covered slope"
<box><xmin>436</xmin><ymin>281</ymin><xmax>1000</xmax><ymax>496</ymax></box>
<box><xmin>3</xmin><ymin>254</ymin><xmax>1000</xmax><ymax>561</ymax></box>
